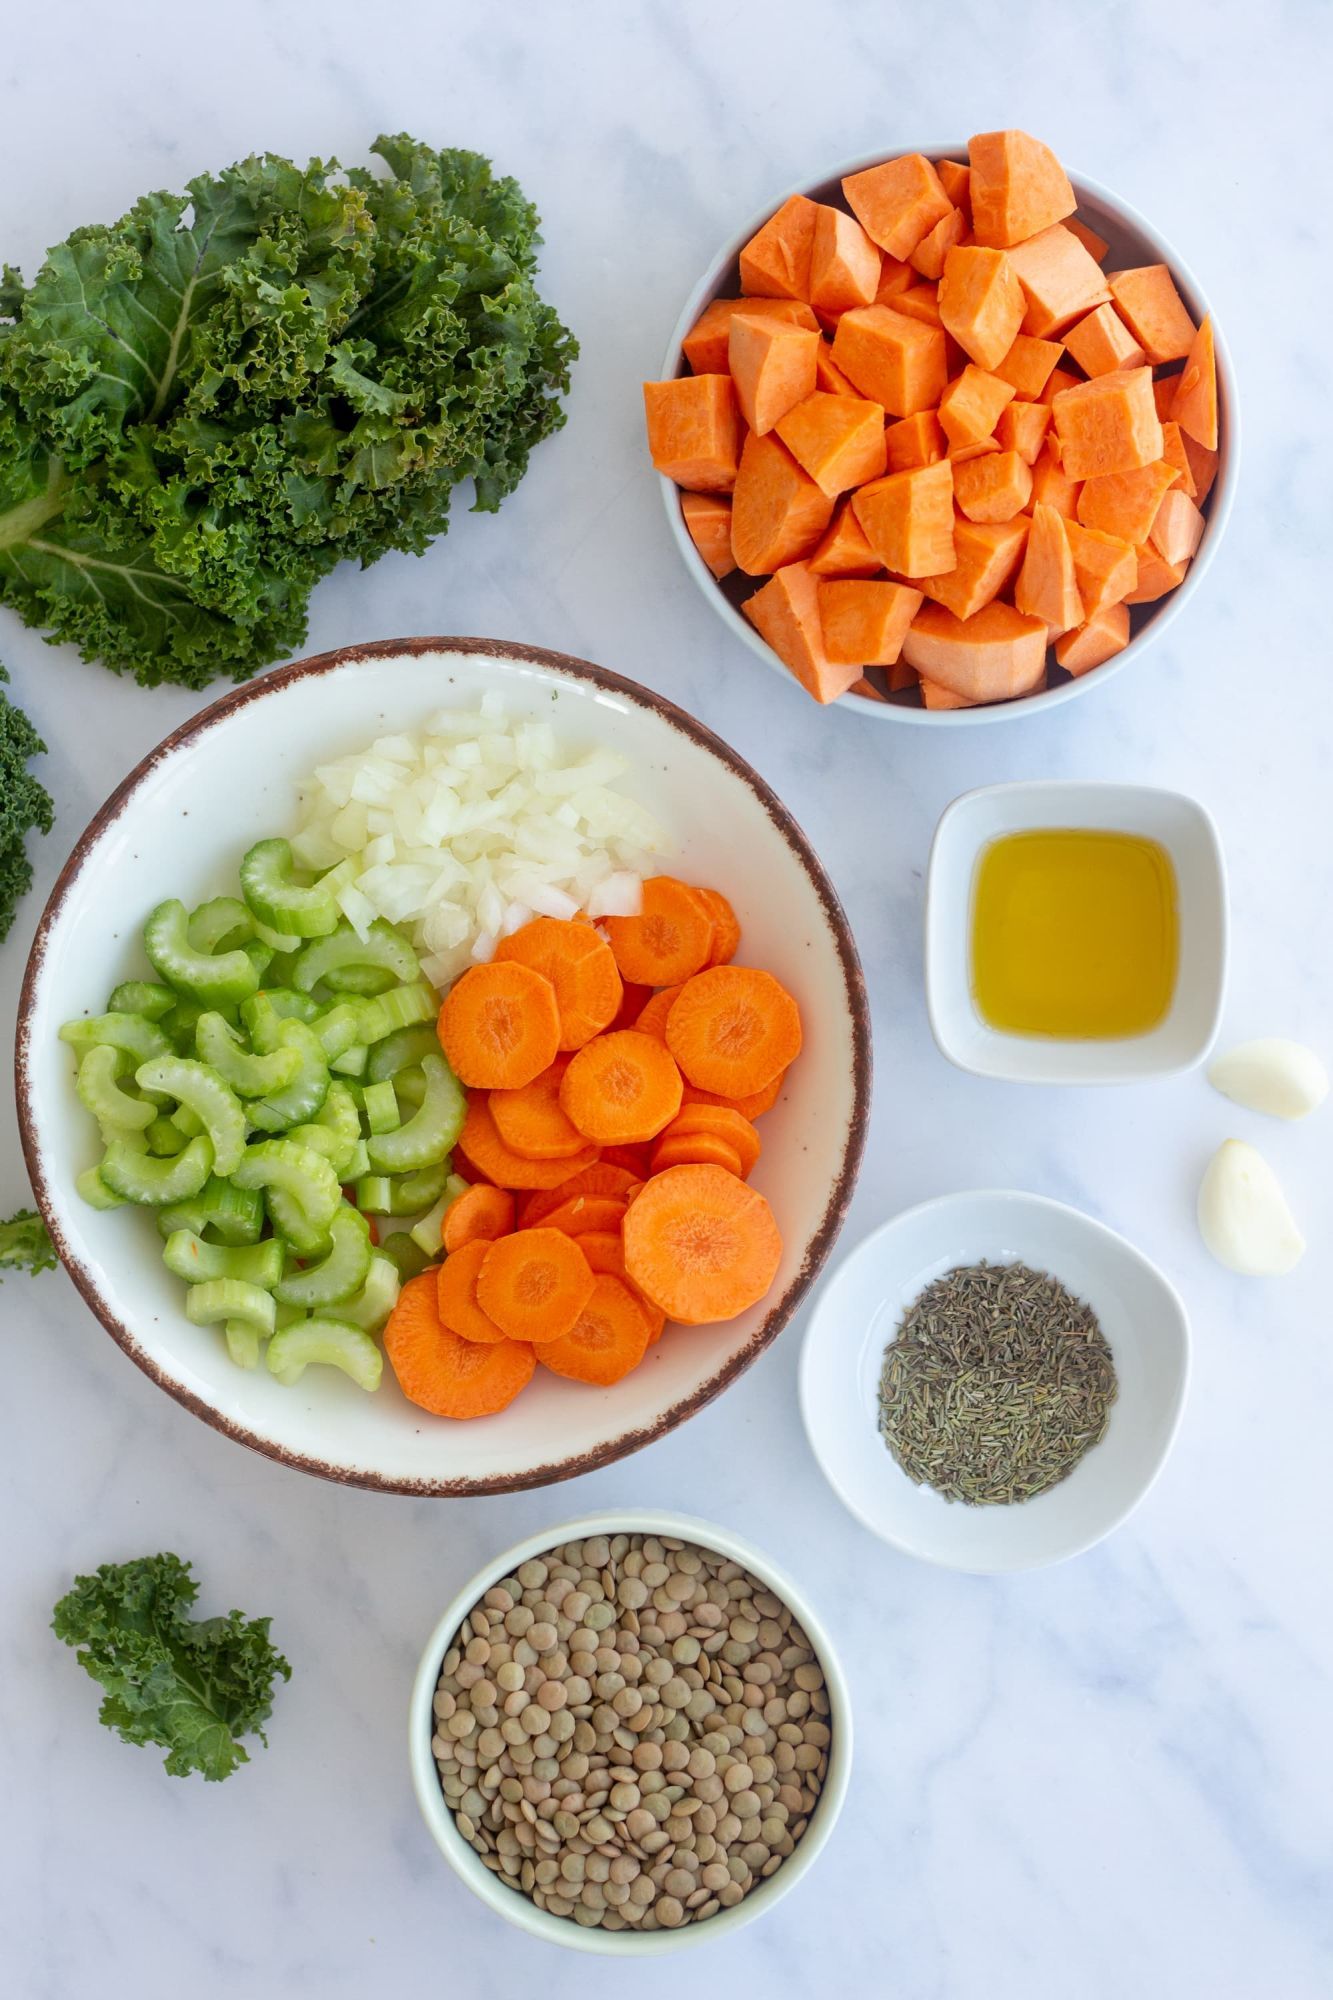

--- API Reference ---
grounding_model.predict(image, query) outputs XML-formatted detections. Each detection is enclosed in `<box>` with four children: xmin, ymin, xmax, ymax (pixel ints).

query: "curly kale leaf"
<box><xmin>0</xmin><ymin>140</ymin><xmax>575</xmax><ymax>689</ymax></box>
<box><xmin>0</xmin><ymin>661</ymin><xmax>53</xmax><ymax>939</ymax></box>
<box><xmin>0</xmin><ymin>1207</ymin><xmax>57</xmax><ymax>1277</ymax></box>
<box><xmin>52</xmin><ymin>1553</ymin><xmax>291</xmax><ymax>1781</ymax></box>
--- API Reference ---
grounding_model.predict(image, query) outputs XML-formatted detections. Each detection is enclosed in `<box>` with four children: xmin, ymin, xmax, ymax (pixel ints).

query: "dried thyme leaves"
<box><xmin>877</xmin><ymin>1262</ymin><xmax>1118</xmax><ymax>1506</ymax></box>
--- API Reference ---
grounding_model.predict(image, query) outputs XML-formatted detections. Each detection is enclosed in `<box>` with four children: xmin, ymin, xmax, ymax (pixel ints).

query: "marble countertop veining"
<box><xmin>2</xmin><ymin>3</ymin><xmax>1331</xmax><ymax>1996</ymax></box>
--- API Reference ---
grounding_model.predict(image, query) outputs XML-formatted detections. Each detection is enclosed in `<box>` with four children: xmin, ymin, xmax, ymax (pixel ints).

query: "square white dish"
<box><xmin>925</xmin><ymin>779</ymin><xmax>1227</xmax><ymax>1083</ymax></box>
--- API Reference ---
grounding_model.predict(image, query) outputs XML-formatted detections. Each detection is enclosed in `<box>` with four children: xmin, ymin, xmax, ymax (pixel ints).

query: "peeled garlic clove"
<box><xmin>1198</xmin><ymin>1139</ymin><xmax>1306</xmax><ymax>1276</ymax></box>
<box><xmin>1208</xmin><ymin>1038</ymin><xmax>1328</xmax><ymax>1120</ymax></box>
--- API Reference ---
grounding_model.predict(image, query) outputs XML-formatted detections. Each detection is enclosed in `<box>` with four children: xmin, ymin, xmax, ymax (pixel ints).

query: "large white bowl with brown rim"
<box><xmin>659</xmin><ymin>146</ymin><xmax>1237</xmax><ymax>723</ymax></box>
<box><xmin>408</xmin><ymin>1509</ymin><xmax>852</xmax><ymax>1953</ymax></box>
<box><xmin>16</xmin><ymin>639</ymin><xmax>870</xmax><ymax>1494</ymax></box>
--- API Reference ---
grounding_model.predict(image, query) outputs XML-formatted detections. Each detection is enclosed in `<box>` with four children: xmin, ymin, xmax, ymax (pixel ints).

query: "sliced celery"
<box><xmin>239</xmin><ymin>838</ymin><xmax>340</xmax><ymax>939</ymax></box>
<box><xmin>136</xmin><ymin>1056</ymin><xmax>248</xmax><ymax>1178</ymax></box>
<box><xmin>365</xmin><ymin>1053</ymin><xmax>465</xmax><ymax>1172</ymax></box>
<box><xmin>274</xmin><ymin>1205</ymin><xmax>372</xmax><ymax>1308</ymax></box>
<box><xmin>266</xmin><ymin>1317</ymin><xmax>383</xmax><ymax>1391</ymax></box>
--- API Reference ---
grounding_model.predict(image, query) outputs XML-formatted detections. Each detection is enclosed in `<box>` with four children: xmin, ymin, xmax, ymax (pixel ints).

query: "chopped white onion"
<box><xmin>291</xmin><ymin>697</ymin><xmax>669</xmax><ymax>980</ymax></box>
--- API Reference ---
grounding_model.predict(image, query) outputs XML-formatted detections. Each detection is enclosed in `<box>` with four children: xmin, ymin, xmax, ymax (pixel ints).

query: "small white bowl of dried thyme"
<box><xmin>409</xmin><ymin>1512</ymin><xmax>851</xmax><ymax>1951</ymax></box>
<box><xmin>799</xmin><ymin>1191</ymin><xmax>1190</xmax><ymax>1573</ymax></box>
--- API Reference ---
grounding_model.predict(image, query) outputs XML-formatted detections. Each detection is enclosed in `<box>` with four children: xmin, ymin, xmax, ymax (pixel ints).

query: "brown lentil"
<box><xmin>433</xmin><ymin>1533</ymin><xmax>831</xmax><ymax>1934</ymax></box>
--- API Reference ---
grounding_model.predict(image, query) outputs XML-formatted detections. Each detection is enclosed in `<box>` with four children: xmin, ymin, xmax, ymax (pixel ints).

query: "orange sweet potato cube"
<box><xmin>918</xmin><ymin>516</ymin><xmax>1029</xmax><ymax>619</ymax></box>
<box><xmin>852</xmin><ymin>459</ymin><xmax>956</xmax><ymax>576</ymax></box>
<box><xmin>949</xmin><ymin>438</ymin><xmax>1002</xmax><ymax>465</ymax></box>
<box><xmin>1007</xmin><ymin>225</ymin><xmax>1111</xmax><ymax>338</ymax></box>
<box><xmin>1149</xmin><ymin>489</ymin><xmax>1206</xmax><ymax>566</ymax></box>
<box><xmin>775</xmin><ymin>392</ymin><xmax>887</xmax><ymax>497</ymax></box>
<box><xmin>1125</xmin><ymin>547</ymin><xmax>1189</xmax><ymax>604</ymax></box>
<box><xmin>888</xmin><ymin>659</ymin><xmax>921</xmax><ymax>692</ymax></box>
<box><xmin>884</xmin><ymin>410</ymin><xmax>947</xmax><ymax>473</ymax></box>
<box><xmin>874</xmin><ymin>255</ymin><xmax>916</xmax><ymax>302</ymax></box>
<box><xmin>1181</xmin><ymin>431</ymin><xmax>1219</xmax><ymax>506</ymax></box>
<box><xmin>1064</xmin><ymin>216</ymin><xmax>1110</xmax><ymax>264</ymax></box>
<box><xmin>1075</xmin><ymin>460</ymin><xmax>1178</xmax><ymax>543</ymax></box>
<box><xmin>910</xmin><ymin>207</ymin><xmax>967</xmax><ymax>281</ymax></box>
<box><xmin>808</xmin><ymin>498</ymin><xmax>884</xmax><ymax>578</ymax></box>
<box><xmin>809</xmin><ymin>205</ymin><xmax>882</xmax><ymax>313</ymax></box>
<box><xmin>1015</xmin><ymin>503</ymin><xmax>1083</xmax><ymax>634</ymax></box>
<box><xmin>738</xmin><ymin>194</ymin><xmax>821</xmax><ymax>301</ymax></box>
<box><xmin>968</xmin><ymin>130</ymin><xmax>1076</xmax><ymax>247</ymax></box>
<box><xmin>891</xmin><ymin>286</ymin><xmax>944</xmax><ymax>328</ymax></box>
<box><xmin>1107</xmin><ymin>266</ymin><xmax>1197</xmax><ymax>365</ymax></box>
<box><xmin>994</xmin><ymin>399</ymin><xmax>1051</xmax><ymax>465</ymax></box>
<box><xmin>1153</xmin><ymin>375</ymin><xmax>1178</xmax><ymax>420</ymax></box>
<box><xmin>730</xmin><ymin>431</ymin><xmax>835</xmax><ymax>574</ymax></box>
<box><xmin>920</xmin><ymin>677</ymin><xmax>977</xmax><ymax>710</ymax></box>
<box><xmin>815</xmin><ymin>341</ymin><xmax>858</xmax><ymax>396</ymax></box>
<box><xmin>680</xmin><ymin>492</ymin><xmax>735</xmax><ymax>580</ymax></box>
<box><xmin>1051</xmin><ymin>366</ymin><xmax>1163</xmax><ymax>479</ymax></box>
<box><xmin>935</xmin><ymin>159</ymin><xmax>972</xmax><ymax>216</ymax></box>
<box><xmin>818</xmin><ymin>578</ymin><xmax>925</xmax><ymax>666</ymax></box>
<box><xmin>1030</xmin><ymin>438</ymin><xmax>1082</xmax><ymax>518</ymax></box>
<box><xmin>902</xmin><ymin>600</ymin><xmax>1050</xmax><ymax>702</ymax></box>
<box><xmin>728</xmin><ymin>313</ymin><xmax>820</xmax><ymax>435</ymax></box>
<box><xmin>992</xmin><ymin>332</ymin><xmax>1064</xmax><ymax>399</ymax></box>
<box><xmin>743</xmin><ymin>561</ymin><xmax>860</xmax><ymax>702</ymax></box>
<box><xmin>1062</xmin><ymin>303</ymin><xmax>1147</xmax><ymax>378</ymax></box>
<box><xmin>842</xmin><ymin>154</ymin><xmax>954</xmax><ymax>261</ymax></box>
<box><xmin>953</xmin><ymin>448</ymin><xmax>1033</xmax><ymax>522</ymax></box>
<box><xmin>643</xmin><ymin>375</ymin><xmax>742</xmax><ymax>492</ymax></box>
<box><xmin>1055</xmin><ymin>601</ymin><xmax>1130</xmax><ymax>675</ymax></box>
<box><xmin>682</xmin><ymin>297</ymin><xmax>819</xmax><ymax>374</ymax></box>
<box><xmin>1159</xmin><ymin>419</ymin><xmax>1197</xmax><ymax>497</ymax></box>
<box><xmin>939</xmin><ymin>365</ymin><xmax>1016</xmax><ymax>449</ymax></box>
<box><xmin>1171</xmin><ymin>316</ymin><xmax>1218</xmax><ymax>450</ymax></box>
<box><xmin>1064</xmin><ymin>519</ymin><xmax>1137</xmax><ymax>618</ymax></box>
<box><xmin>1040</xmin><ymin>364</ymin><xmax>1083</xmax><ymax>406</ymax></box>
<box><xmin>938</xmin><ymin>245</ymin><xmax>1026</xmax><ymax>371</ymax></box>
<box><xmin>831</xmin><ymin>305</ymin><xmax>949</xmax><ymax>417</ymax></box>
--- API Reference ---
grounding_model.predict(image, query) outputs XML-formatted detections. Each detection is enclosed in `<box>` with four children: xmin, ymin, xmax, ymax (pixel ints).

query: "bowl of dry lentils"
<box><xmin>409</xmin><ymin>1511</ymin><xmax>850</xmax><ymax>1952</ymax></box>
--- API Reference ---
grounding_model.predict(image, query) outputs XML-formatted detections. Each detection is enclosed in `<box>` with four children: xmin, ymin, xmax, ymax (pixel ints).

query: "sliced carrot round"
<box><xmin>623</xmin><ymin>1164</ymin><xmax>782</xmax><ymax>1325</ymax></box>
<box><xmin>651</xmin><ymin>1133</ymin><xmax>745</xmax><ymax>1176</ymax></box>
<box><xmin>579</xmin><ymin>1231</ymin><xmax>668</xmax><ymax>1343</ymax></box>
<box><xmin>438</xmin><ymin>960</ymin><xmax>560</xmax><ymax>1089</ymax></box>
<box><xmin>633</xmin><ymin>984</ymin><xmax>685</xmax><ymax>1042</ymax></box>
<box><xmin>460</xmin><ymin>1094</ymin><xmax>600</xmax><ymax>1192</ymax></box>
<box><xmin>603</xmin><ymin>878</ymin><xmax>714</xmax><ymax>986</ymax></box>
<box><xmin>598</xmin><ymin>1142</ymin><xmax>654</xmax><ymax>1178</ymax></box>
<box><xmin>694</xmin><ymin>887</ymin><xmax>742</xmax><ymax>966</ymax></box>
<box><xmin>490</xmin><ymin>1057</ymin><xmax>588</xmax><ymax>1161</ymax></box>
<box><xmin>682</xmin><ymin>1071</ymin><xmax>785</xmax><ymax>1120</ymax></box>
<box><xmin>477</xmin><ymin>1228</ymin><xmax>594</xmax><ymax>1344</ymax></box>
<box><xmin>665</xmin><ymin>966</ymin><xmax>802</xmax><ymax>1097</ymax></box>
<box><xmin>495</xmin><ymin>918</ymin><xmax>623</xmax><ymax>1051</ymax></box>
<box><xmin>519</xmin><ymin>1163</ymin><xmax>644</xmax><ymax>1228</ymax></box>
<box><xmin>538</xmin><ymin>1273</ymin><xmax>652</xmax><ymax>1386</ymax></box>
<box><xmin>437</xmin><ymin>1239</ymin><xmax>509</xmax><ymax>1344</ymax></box>
<box><xmin>442</xmin><ymin>1183</ymin><xmax>515</xmax><ymax>1253</ymax></box>
<box><xmin>560</xmin><ymin>1030</ymin><xmax>683</xmax><ymax>1145</ymax></box>
<box><xmin>384</xmin><ymin>1271</ymin><xmax>535</xmax><ymax>1417</ymax></box>
<box><xmin>537</xmin><ymin>1194</ymin><xmax>630</xmax><ymax>1238</ymax></box>
<box><xmin>661</xmin><ymin>1103</ymin><xmax>761</xmax><ymax>1176</ymax></box>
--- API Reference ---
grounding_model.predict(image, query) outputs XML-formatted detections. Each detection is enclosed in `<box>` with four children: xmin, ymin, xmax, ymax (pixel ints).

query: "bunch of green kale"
<box><xmin>0</xmin><ymin>136</ymin><xmax>576</xmax><ymax>689</ymax></box>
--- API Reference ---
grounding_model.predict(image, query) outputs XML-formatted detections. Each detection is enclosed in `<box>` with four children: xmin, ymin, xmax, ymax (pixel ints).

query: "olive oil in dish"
<box><xmin>971</xmin><ymin>829</ymin><xmax>1179</xmax><ymax>1039</ymax></box>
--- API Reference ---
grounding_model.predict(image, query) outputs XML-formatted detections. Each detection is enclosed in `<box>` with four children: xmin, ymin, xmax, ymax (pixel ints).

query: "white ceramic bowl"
<box><xmin>16</xmin><ymin>639</ymin><xmax>870</xmax><ymax>1493</ymax></box>
<box><xmin>924</xmin><ymin>779</ymin><xmax>1227</xmax><ymax>1082</ymax></box>
<box><xmin>659</xmin><ymin>145</ymin><xmax>1238</xmax><ymax>723</ymax></box>
<box><xmin>800</xmin><ymin>1191</ymin><xmax>1190</xmax><ymax>1572</ymax></box>
<box><xmin>409</xmin><ymin>1509</ymin><xmax>852</xmax><ymax>1953</ymax></box>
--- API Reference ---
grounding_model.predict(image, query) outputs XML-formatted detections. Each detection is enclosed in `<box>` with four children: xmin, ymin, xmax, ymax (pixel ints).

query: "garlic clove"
<box><xmin>1207</xmin><ymin>1038</ymin><xmax>1328</xmax><ymax>1120</ymax></box>
<box><xmin>1197</xmin><ymin>1139</ymin><xmax>1306</xmax><ymax>1276</ymax></box>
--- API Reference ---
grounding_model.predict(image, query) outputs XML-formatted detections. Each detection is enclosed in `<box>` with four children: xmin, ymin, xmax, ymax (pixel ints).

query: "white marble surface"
<box><xmin>3</xmin><ymin>3</ymin><xmax>1331</xmax><ymax>1994</ymax></box>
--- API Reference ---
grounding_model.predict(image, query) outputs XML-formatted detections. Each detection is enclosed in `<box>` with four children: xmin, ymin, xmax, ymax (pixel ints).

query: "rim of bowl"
<box><xmin>15</xmin><ymin>636</ymin><xmax>872</xmax><ymax>1496</ymax></box>
<box><xmin>923</xmin><ymin>777</ymin><xmax>1229</xmax><ymax>1082</ymax></box>
<box><xmin>658</xmin><ymin>144</ymin><xmax>1239</xmax><ymax>725</ymax></box>
<box><xmin>408</xmin><ymin>1507</ymin><xmax>853</xmax><ymax>1952</ymax></box>
<box><xmin>798</xmin><ymin>1188</ymin><xmax>1192</xmax><ymax>1572</ymax></box>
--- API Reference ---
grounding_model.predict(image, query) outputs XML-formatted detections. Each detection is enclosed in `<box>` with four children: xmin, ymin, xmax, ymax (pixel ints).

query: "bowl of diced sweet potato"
<box><xmin>643</xmin><ymin>131</ymin><xmax>1233</xmax><ymax>721</ymax></box>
